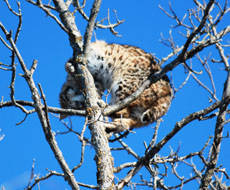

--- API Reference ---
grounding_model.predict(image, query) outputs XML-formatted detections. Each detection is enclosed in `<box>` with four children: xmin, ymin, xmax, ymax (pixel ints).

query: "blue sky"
<box><xmin>0</xmin><ymin>0</ymin><xmax>230</xmax><ymax>189</ymax></box>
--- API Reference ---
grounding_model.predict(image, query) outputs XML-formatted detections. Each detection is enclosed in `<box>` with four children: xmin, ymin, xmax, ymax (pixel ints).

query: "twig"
<box><xmin>200</xmin><ymin>39</ymin><xmax>230</xmax><ymax>190</ymax></box>
<box><xmin>52</xmin><ymin>114</ymin><xmax>91</xmax><ymax>144</ymax></box>
<box><xmin>117</xmin><ymin>101</ymin><xmax>221</xmax><ymax>189</ymax></box>
<box><xmin>72</xmin><ymin>0</ymin><xmax>86</xmax><ymax>14</ymax></box>
<box><xmin>109</xmin><ymin>131</ymin><xmax>129</xmax><ymax>142</ymax></box>
<box><xmin>14</xmin><ymin>1</ymin><xmax>22</xmax><ymax>43</ymax></box>
<box><xmin>145</xmin><ymin>120</ymin><xmax>161</xmax><ymax>153</ymax></box>
<box><xmin>30</xmin><ymin>59</ymin><xmax>38</xmax><ymax>75</ymax></box>
<box><xmin>196</xmin><ymin>53</ymin><xmax>218</xmax><ymax>101</ymax></box>
<box><xmin>114</xmin><ymin>133</ymin><xmax>140</xmax><ymax>160</ymax></box>
<box><xmin>38</xmin><ymin>83</ymin><xmax>51</xmax><ymax>128</ymax></box>
<box><xmin>104</xmin><ymin>34</ymin><xmax>217</xmax><ymax>117</ymax></box>
<box><xmin>83</xmin><ymin>0</ymin><xmax>102</xmax><ymax>57</ymax></box>
<box><xmin>190</xmin><ymin>71</ymin><xmax>218</xmax><ymax>101</ymax></box>
<box><xmin>181</xmin><ymin>0</ymin><xmax>215</xmax><ymax>56</ymax></box>
<box><xmin>3</xmin><ymin>0</ymin><xmax>20</xmax><ymax>16</ymax></box>
<box><xmin>0</xmin><ymin>35</ymin><xmax>12</xmax><ymax>50</ymax></box>
<box><xmin>0</xmin><ymin>17</ymin><xmax>80</xmax><ymax>190</ymax></box>
<box><xmin>74</xmin><ymin>0</ymin><xmax>124</xmax><ymax>36</ymax></box>
<box><xmin>16</xmin><ymin>114</ymin><xmax>29</xmax><ymax>125</ymax></box>
<box><xmin>57</xmin><ymin>0</ymin><xmax>116</xmax><ymax>188</ymax></box>
<box><xmin>114</xmin><ymin>162</ymin><xmax>136</xmax><ymax>173</ymax></box>
<box><xmin>0</xmin><ymin>100</ymin><xmax>85</xmax><ymax>116</ymax></box>
<box><xmin>72</xmin><ymin>118</ymin><xmax>88</xmax><ymax>172</ymax></box>
<box><xmin>26</xmin><ymin>0</ymin><xmax>68</xmax><ymax>33</ymax></box>
<box><xmin>27</xmin><ymin>159</ymin><xmax>36</xmax><ymax>188</ymax></box>
<box><xmin>104</xmin><ymin>1</ymin><xmax>219</xmax><ymax>117</ymax></box>
<box><xmin>159</xmin><ymin>2</ymin><xmax>192</xmax><ymax>29</ymax></box>
<box><xmin>52</xmin><ymin>0</ymin><xmax>83</xmax><ymax>53</ymax></box>
<box><xmin>26</xmin><ymin>169</ymin><xmax>64</xmax><ymax>190</ymax></box>
<box><xmin>78</xmin><ymin>182</ymin><xmax>98</xmax><ymax>189</ymax></box>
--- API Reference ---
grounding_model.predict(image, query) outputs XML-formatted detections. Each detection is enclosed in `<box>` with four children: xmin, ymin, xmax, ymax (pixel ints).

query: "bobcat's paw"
<box><xmin>65</xmin><ymin>62</ymin><xmax>75</xmax><ymax>74</ymax></box>
<box><xmin>141</xmin><ymin>110</ymin><xmax>155</xmax><ymax>123</ymax></box>
<box><xmin>105</xmin><ymin>119</ymin><xmax>131</xmax><ymax>133</ymax></box>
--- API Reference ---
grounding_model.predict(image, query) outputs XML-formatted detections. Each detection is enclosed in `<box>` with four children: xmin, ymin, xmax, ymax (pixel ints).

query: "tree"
<box><xmin>0</xmin><ymin>0</ymin><xmax>230</xmax><ymax>189</ymax></box>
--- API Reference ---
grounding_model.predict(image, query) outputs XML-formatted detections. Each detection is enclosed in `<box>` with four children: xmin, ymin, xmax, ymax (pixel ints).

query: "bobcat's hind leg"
<box><xmin>140</xmin><ymin>102</ymin><xmax>170</xmax><ymax>124</ymax></box>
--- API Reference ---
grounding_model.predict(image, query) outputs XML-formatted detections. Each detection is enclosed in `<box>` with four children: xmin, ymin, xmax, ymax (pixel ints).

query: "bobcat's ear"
<box><xmin>60</xmin><ymin>113</ymin><xmax>68</xmax><ymax>120</ymax></box>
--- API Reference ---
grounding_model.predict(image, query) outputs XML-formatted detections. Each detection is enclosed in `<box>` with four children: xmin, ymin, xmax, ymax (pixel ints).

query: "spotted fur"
<box><xmin>59</xmin><ymin>41</ymin><xmax>172</xmax><ymax>133</ymax></box>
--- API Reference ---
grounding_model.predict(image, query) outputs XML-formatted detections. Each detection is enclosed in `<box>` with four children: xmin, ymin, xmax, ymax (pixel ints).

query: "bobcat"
<box><xmin>59</xmin><ymin>41</ymin><xmax>172</xmax><ymax>133</ymax></box>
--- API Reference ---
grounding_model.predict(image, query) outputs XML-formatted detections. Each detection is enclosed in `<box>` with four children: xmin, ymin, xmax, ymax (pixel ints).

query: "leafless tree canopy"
<box><xmin>0</xmin><ymin>0</ymin><xmax>230</xmax><ymax>189</ymax></box>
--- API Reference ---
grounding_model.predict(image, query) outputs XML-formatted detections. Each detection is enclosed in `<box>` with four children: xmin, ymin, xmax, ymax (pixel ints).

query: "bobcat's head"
<box><xmin>59</xmin><ymin>73</ymin><xmax>86</xmax><ymax>119</ymax></box>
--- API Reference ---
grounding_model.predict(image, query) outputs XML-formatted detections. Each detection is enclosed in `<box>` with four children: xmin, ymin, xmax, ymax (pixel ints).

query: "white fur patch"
<box><xmin>71</xmin><ymin>94</ymin><xmax>85</xmax><ymax>102</ymax></box>
<box><xmin>67</xmin><ymin>88</ymin><xmax>75</xmax><ymax>95</ymax></box>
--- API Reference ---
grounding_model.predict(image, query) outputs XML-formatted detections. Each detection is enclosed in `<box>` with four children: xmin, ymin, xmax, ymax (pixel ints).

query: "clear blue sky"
<box><xmin>0</xmin><ymin>0</ymin><xmax>230</xmax><ymax>189</ymax></box>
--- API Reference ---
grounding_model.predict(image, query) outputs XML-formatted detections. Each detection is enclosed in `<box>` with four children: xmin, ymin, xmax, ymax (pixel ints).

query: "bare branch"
<box><xmin>0</xmin><ymin>100</ymin><xmax>86</xmax><ymax>116</ymax></box>
<box><xmin>159</xmin><ymin>2</ymin><xmax>192</xmax><ymax>29</ymax></box>
<box><xmin>171</xmin><ymin>67</ymin><xmax>191</xmax><ymax>94</ymax></box>
<box><xmin>72</xmin><ymin>118</ymin><xmax>88</xmax><ymax>172</ymax></box>
<box><xmin>26</xmin><ymin>159</ymin><xmax>36</xmax><ymax>189</ymax></box>
<box><xmin>0</xmin><ymin>18</ymin><xmax>80</xmax><ymax>190</ymax></box>
<box><xmin>83</xmin><ymin>0</ymin><xmax>102</xmax><ymax>56</ymax></box>
<box><xmin>14</xmin><ymin>1</ymin><xmax>22</xmax><ymax>43</ymax></box>
<box><xmin>160</xmin><ymin>45</ymin><xmax>183</xmax><ymax>65</ymax></box>
<box><xmin>104</xmin><ymin>33</ymin><xmax>218</xmax><ymax>116</ymax></box>
<box><xmin>74</xmin><ymin>1</ymin><xmax>124</xmax><ymax>36</ymax></box>
<box><xmin>72</xmin><ymin>0</ymin><xmax>86</xmax><ymax>14</ymax></box>
<box><xmin>114</xmin><ymin>133</ymin><xmax>140</xmax><ymax>160</ymax></box>
<box><xmin>114</xmin><ymin>162</ymin><xmax>136</xmax><ymax>173</ymax></box>
<box><xmin>26</xmin><ymin>169</ymin><xmax>64</xmax><ymax>190</ymax></box>
<box><xmin>78</xmin><ymin>182</ymin><xmax>97</xmax><ymax>189</ymax></box>
<box><xmin>26</xmin><ymin>0</ymin><xmax>68</xmax><ymax>33</ymax></box>
<box><xmin>196</xmin><ymin>53</ymin><xmax>217</xmax><ymax>101</ymax></box>
<box><xmin>117</xmin><ymin>101</ymin><xmax>221</xmax><ymax>189</ymax></box>
<box><xmin>3</xmin><ymin>0</ymin><xmax>20</xmax><ymax>16</ymax></box>
<box><xmin>104</xmin><ymin>0</ymin><xmax>218</xmax><ymax>117</ymax></box>
<box><xmin>0</xmin><ymin>35</ymin><xmax>12</xmax><ymax>50</ymax></box>
<box><xmin>52</xmin><ymin>0</ymin><xmax>83</xmax><ymax>52</ymax></box>
<box><xmin>145</xmin><ymin>120</ymin><xmax>161</xmax><ymax>153</ymax></box>
<box><xmin>1</xmin><ymin>10</ymin><xmax>32</xmax><ymax>117</ymax></box>
<box><xmin>200</xmin><ymin>39</ymin><xmax>230</xmax><ymax>190</ymax></box>
<box><xmin>2</xmin><ymin>0</ymin><xmax>230</xmax><ymax>189</ymax></box>
<box><xmin>181</xmin><ymin>0</ymin><xmax>215</xmax><ymax>56</ymax></box>
<box><xmin>9</xmin><ymin>50</ymin><xmax>26</xmax><ymax>113</ymax></box>
<box><xmin>190</xmin><ymin>72</ymin><xmax>218</xmax><ymax>101</ymax></box>
<box><xmin>53</xmin><ymin>0</ymin><xmax>116</xmax><ymax>188</ymax></box>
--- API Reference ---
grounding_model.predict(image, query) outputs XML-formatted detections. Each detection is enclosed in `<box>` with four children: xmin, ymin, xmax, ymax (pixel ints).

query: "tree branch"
<box><xmin>117</xmin><ymin>101</ymin><xmax>221</xmax><ymax>189</ymax></box>
<box><xmin>200</xmin><ymin>42</ymin><xmax>230</xmax><ymax>190</ymax></box>
<box><xmin>73</xmin><ymin>1</ymin><xmax>124</xmax><ymax>36</ymax></box>
<box><xmin>52</xmin><ymin>0</ymin><xmax>83</xmax><ymax>53</ymax></box>
<box><xmin>83</xmin><ymin>0</ymin><xmax>101</xmax><ymax>56</ymax></box>
<box><xmin>104</xmin><ymin>0</ymin><xmax>218</xmax><ymax>117</ymax></box>
<box><xmin>0</xmin><ymin>100</ymin><xmax>86</xmax><ymax>116</ymax></box>
<box><xmin>0</xmin><ymin>21</ymin><xmax>80</xmax><ymax>190</ymax></box>
<box><xmin>52</xmin><ymin>0</ymin><xmax>115</xmax><ymax>189</ymax></box>
<box><xmin>26</xmin><ymin>0</ymin><xmax>68</xmax><ymax>33</ymax></box>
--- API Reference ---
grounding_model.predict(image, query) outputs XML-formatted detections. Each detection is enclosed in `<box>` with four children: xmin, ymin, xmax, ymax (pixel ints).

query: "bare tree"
<box><xmin>0</xmin><ymin>0</ymin><xmax>230</xmax><ymax>189</ymax></box>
